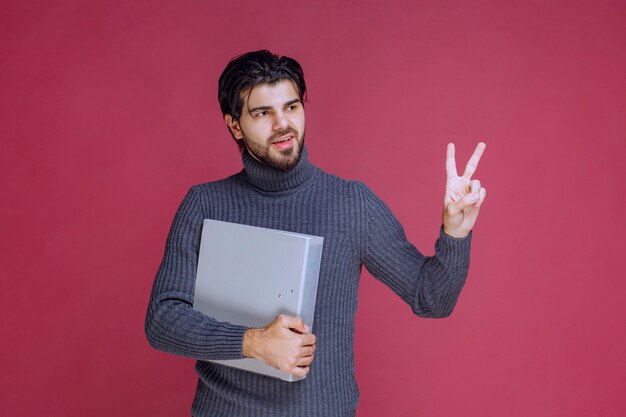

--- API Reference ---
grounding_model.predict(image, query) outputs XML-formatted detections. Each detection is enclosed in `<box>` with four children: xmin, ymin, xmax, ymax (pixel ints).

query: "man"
<box><xmin>145</xmin><ymin>50</ymin><xmax>486</xmax><ymax>417</ymax></box>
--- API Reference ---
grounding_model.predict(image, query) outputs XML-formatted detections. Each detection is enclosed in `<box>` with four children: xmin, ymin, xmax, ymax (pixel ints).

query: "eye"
<box><xmin>253</xmin><ymin>111</ymin><xmax>268</xmax><ymax>118</ymax></box>
<box><xmin>286</xmin><ymin>103</ymin><xmax>300</xmax><ymax>111</ymax></box>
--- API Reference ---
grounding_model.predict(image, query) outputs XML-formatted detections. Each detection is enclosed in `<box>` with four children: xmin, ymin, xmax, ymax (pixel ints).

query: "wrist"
<box><xmin>443</xmin><ymin>225</ymin><xmax>470</xmax><ymax>239</ymax></box>
<box><xmin>242</xmin><ymin>328</ymin><xmax>259</xmax><ymax>359</ymax></box>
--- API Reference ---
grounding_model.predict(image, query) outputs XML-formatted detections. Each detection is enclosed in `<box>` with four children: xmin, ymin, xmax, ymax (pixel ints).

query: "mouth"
<box><xmin>271</xmin><ymin>133</ymin><xmax>295</xmax><ymax>149</ymax></box>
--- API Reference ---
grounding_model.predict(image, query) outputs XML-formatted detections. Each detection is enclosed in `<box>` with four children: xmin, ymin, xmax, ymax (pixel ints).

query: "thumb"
<box><xmin>280</xmin><ymin>315</ymin><xmax>309</xmax><ymax>333</ymax></box>
<box><xmin>449</xmin><ymin>192</ymin><xmax>480</xmax><ymax>214</ymax></box>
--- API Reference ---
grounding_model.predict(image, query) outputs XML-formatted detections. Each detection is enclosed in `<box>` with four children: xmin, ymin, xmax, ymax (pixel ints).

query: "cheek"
<box><xmin>243</xmin><ymin>123</ymin><xmax>271</xmax><ymax>141</ymax></box>
<box><xmin>294</xmin><ymin>114</ymin><xmax>305</xmax><ymax>130</ymax></box>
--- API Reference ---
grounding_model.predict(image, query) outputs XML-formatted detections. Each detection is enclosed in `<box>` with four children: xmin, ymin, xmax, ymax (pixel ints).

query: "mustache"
<box><xmin>268</xmin><ymin>128</ymin><xmax>298</xmax><ymax>143</ymax></box>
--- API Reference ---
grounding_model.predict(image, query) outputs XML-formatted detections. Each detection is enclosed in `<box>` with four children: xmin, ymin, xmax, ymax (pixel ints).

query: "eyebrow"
<box><xmin>248</xmin><ymin>99</ymin><xmax>301</xmax><ymax>113</ymax></box>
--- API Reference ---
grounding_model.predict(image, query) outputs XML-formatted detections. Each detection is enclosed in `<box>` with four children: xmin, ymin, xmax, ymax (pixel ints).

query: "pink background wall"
<box><xmin>2</xmin><ymin>0</ymin><xmax>625</xmax><ymax>416</ymax></box>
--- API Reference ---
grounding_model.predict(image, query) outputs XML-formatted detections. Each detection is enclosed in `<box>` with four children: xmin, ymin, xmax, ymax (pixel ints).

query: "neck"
<box><xmin>240</xmin><ymin>146</ymin><xmax>316</xmax><ymax>192</ymax></box>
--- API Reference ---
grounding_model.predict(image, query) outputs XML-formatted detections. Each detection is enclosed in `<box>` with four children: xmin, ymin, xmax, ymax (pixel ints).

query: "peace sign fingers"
<box><xmin>462</xmin><ymin>142</ymin><xmax>486</xmax><ymax>179</ymax></box>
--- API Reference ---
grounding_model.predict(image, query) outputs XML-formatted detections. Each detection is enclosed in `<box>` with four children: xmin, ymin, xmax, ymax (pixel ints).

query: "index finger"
<box><xmin>446</xmin><ymin>143</ymin><xmax>458</xmax><ymax>179</ymax></box>
<box><xmin>462</xmin><ymin>142</ymin><xmax>486</xmax><ymax>179</ymax></box>
<box><xmin>301</xmin><ymin>333</ymin><xmax>316</xmax><ymax>346</ymax></box>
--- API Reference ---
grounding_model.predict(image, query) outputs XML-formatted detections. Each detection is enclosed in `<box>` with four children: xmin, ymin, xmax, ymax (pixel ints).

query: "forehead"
<box><xmin>243</xmin><ymin>80</ymin><xmax>300</xmax><ymax>108</ymax></box>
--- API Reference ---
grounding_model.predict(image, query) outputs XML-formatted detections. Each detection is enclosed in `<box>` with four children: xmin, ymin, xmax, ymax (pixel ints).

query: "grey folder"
<box><xmin>193</xmin><ymin>219</ymin><xmax>324</xmax><ymax>382</ymax></box>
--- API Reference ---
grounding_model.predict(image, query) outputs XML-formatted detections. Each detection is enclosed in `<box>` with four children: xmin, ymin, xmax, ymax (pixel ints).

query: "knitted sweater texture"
<box><xmin>145</xmin><ymin>147</ymin><xmax>472</xmax><ymax>417</ymax></box>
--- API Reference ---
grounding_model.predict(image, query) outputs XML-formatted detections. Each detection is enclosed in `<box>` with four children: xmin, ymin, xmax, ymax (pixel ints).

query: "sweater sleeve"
<box><xmin>360</xmin><ymin>183</ymin><xmax>472</xmax><ymax>318</ymax></box>
<box><xmin>144</xmin><ymin>186</ymin><xmax>248</xmax><ymax>360</ymax></box>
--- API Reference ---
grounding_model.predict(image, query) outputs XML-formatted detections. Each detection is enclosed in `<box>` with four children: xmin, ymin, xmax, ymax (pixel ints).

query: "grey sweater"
<box><xmin>145</xmin><ymin>147</ymin><xmax>472</xmax><ymax>417</ymax></box>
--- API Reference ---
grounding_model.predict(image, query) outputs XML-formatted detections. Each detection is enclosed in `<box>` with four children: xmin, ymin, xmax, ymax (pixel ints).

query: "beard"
<box><xmin>242</xmin><ymin>127</ymin><xmax>305</xmax><ymax>171</ymax></box>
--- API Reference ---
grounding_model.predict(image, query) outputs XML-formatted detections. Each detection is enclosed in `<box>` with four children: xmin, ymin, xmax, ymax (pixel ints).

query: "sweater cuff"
<box><xmin>436</xmin><ymin>226</ymin><xmax>472</xmax><ymax>266</ymax></box>
<box><xmin>212</xmin><ymin>325</ymin><xmax>249</xmax><ymax>360</ymax></box>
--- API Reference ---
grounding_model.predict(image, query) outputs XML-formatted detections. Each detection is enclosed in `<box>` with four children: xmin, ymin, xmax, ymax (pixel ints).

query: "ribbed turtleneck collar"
<box><xmin>240</xmin><ymin>146</ymin><xmax>317</xmax><ymax>192</ymax></box>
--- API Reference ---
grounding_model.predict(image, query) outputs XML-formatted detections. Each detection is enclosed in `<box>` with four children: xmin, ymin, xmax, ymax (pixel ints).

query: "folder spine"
<box><xmin>300</xmin><ymin>239</ymin><xmax>323</xmax><ymax>330</ymax></box>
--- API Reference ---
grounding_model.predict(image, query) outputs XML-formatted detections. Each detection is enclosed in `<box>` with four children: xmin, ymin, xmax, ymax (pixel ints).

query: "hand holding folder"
<box><xmin>243</xmin><ymin>315</ymin><xmax>317</xmax><ymax>379</ymax></box>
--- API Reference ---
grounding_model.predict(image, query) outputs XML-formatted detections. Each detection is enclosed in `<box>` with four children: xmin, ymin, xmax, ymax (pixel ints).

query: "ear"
<box><xmin>224</xmin><ymin>114</ymin><xmax>243</xmax><ymax>140</ymax></box>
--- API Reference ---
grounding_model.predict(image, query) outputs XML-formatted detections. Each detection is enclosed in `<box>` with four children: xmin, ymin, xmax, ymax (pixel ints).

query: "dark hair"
<box><xmin>218</xmin><ymin>50</ymin><xmax>307</xmax><ymax>122</ymax></box>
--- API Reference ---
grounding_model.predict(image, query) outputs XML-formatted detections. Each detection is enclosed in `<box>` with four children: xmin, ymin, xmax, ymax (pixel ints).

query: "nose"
<box><xmin>273</xmin><ymin>111</ymin><xmax>289</xmax><ymax>131</ymax></box>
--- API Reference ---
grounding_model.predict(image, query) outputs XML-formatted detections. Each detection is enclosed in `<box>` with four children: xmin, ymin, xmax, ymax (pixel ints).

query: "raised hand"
<box><xmin>242</xmin><ymin>315</ymin><xmax>316</xmax><ymax>378</ymax></box>
<box><xmin>443</xmin><ymin>142</ymin><xmax>487</xmax><ymax>238</ymax></box>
